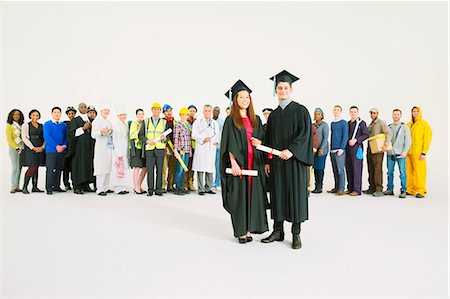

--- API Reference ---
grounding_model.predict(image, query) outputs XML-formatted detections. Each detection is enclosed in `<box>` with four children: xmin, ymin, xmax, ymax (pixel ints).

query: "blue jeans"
<box><xmin>175</xmin><ymin>153</ymin><xmax>189</xmax><ymax>190</ymax></box>
<box><xmin>387</xmin><ymin>155</ymin><xmax>406</xmax><ymax>192</ymax></box>
<box><xmin>213</xmin><ymin>147</ymin><xmax>221</xmax><ymax>188</ymax></box>
<box><xmin>330</xmin><ymin>151</ymin><xmax>346</xmax><ymax>192</ymax></box>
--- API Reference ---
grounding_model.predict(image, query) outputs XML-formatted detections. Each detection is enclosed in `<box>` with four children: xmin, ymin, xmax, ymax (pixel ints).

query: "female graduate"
<box><xmin>220</xmin><ymin>80</ymin><xmax>268</xmax><ymax>244</ymax></box>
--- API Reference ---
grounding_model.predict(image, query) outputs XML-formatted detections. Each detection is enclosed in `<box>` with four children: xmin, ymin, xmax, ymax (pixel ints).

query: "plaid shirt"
<box><xmin>174</xmin><ymin>121</ymin><xmax>192</xmax><ymax>154</ymax></box>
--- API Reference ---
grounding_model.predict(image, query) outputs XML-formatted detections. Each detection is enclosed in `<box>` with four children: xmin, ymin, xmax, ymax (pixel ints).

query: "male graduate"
<box><xmin>68</xmin><ymin>102</ymin><xmax>95</xmax><ymax>194</ymax></box>
<box><xmin>262</xmin><ymin>70</ymin><xmax>314</xmax><ymax>249</ymax></box>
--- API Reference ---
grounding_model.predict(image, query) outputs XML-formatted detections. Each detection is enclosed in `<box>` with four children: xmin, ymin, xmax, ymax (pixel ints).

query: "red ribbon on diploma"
<box><xmin>268</xmin><ymin>149</ymin><xmax>274</xmax><ymax>160</ymax></box>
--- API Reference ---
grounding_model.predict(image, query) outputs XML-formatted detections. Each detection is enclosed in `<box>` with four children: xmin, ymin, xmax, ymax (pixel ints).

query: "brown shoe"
<box><xmin>344</xmin><ymin>190</ymin><xmax>351</xmax><ymax>194</ymax></box>
<box><xmin>327</xmin><ymin>189</ymin><xmax>337</xmax><ymax>193</ymax></box>
<box><xmin>335</xmin><ymin>191</ymin><xmax>346</xmax><ymax>196</ymax></box>
<box><xmin>349</xmin><ymin>191</ymin><xmax>361</xmax><ymax>196</ymax></box>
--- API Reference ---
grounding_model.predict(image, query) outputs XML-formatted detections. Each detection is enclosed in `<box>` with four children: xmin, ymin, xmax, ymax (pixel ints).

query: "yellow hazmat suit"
<box><xmin>406</xmin><ymin>106</ymin><xmax>432</xmax><ymax>196</ymax></box>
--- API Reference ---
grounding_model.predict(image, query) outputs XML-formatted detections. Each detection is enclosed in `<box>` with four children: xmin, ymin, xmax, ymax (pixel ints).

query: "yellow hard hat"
<box><xmin>151</xmin><ymin>102</ymin><xmax>162</xmax><ymax>109</ymax></box>
<box><xmin>179</xmin><ymin>107</ymin><xmax>189</xmax><ymax>115</ymax></box>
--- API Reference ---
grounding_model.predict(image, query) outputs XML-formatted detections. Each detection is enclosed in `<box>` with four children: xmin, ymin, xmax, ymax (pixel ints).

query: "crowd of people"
<box><xmin>5</xmin><ymin>70</ymin><xmax>432</xmax><ymax>249</ymax></box>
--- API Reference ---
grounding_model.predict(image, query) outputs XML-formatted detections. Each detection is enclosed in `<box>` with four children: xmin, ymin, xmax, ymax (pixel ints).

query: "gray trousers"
<box><xmin>8</xmin><ymin>147</ymin><xmax>22</xmax><ymax>189</ymax></box>
<box><xmin>197</xmin><ymin>171</ymin><xmax>213</xmax><ymax>192</ymax></box>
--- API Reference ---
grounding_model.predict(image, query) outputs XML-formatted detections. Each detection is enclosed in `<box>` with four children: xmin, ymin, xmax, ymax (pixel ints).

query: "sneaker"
<box><xmin>383</xmin><ymin>190</ymin><xmax>394</xmax><ymax>196</ymax></box>
<box><xmin>399</xmin><ymin>192</ymin><xmax>407</xmax><ymax>198</ymax></box>
<box><xmin>363</xmin><ymin>189</ymin><xmax>375</xmax><ymax>195</ymax></box>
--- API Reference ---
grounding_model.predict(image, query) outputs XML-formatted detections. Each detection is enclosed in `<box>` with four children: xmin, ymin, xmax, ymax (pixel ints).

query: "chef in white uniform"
<box><xmin>91</xmin><ymin>103</ymin><xmax>113</xmax><ymax>196</ymax></box>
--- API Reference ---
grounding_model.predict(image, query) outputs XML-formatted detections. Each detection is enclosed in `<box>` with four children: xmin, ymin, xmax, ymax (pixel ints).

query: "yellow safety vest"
<box><xmin>129</xmin><ymin>120</ymin><xmax>143</xmax><ymax>150</ymax></box>
<box><xmin>144</xmin><ymin>117</ymin><xmax>167</xmax><ymax>151</ymax></box>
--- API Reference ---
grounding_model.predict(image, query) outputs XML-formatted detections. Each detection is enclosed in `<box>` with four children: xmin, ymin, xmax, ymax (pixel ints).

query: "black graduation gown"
<box><xmin>68</xmin><ymin>116</ymin><xmax>94</xmax><ymax>187</ymax></box>
<box><xmin>220</xmin><ymin>115</ymin><xmax>269</xmax><ymax>237</ymax></box>
<box><xmin>265</xmin><ymin>101</ymin><xmax>313</xmax><ymax>223</ymax></box>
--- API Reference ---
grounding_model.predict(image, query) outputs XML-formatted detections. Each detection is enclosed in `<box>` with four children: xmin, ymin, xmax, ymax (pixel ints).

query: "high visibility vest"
<box><xmin>144</xmin><ymin>117</ymin><xmax>167</xmax><ymax>150</ymax></box>
<box><xmin>129</xmin><ymin>120</ymin><xmax>143</xmax><ymax>150</ymax></box>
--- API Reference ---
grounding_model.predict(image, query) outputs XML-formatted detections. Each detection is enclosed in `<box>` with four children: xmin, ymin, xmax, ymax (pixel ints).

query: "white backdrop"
<box><xmin>1</xmin><ymin>1</ymin><xmax>448</xmax><ymax>195</ymax></box>
<box><xmin>1</xmin><ymin>2</ymin><xmax>448</xmax><ymax>297</ymax></box>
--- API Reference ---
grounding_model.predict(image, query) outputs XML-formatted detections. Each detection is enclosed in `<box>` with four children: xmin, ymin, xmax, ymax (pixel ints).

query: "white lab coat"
<box><xmin>192</xmin><ymin>117</ymin><xmax>220</xmax><ymax>173</ymax></box>
<box><xmin>111</xmin><ymin>119</ymin><xmax>130</xmax><ymax>189</ymax></box>
<box><xmin>91</xmin><ymin>116</ymin><xmax>113</xmax><ymax>176</ymax></box>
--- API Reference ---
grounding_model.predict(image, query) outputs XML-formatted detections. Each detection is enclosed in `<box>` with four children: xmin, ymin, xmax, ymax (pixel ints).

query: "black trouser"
<box><xmin>274</xmin><ymin>221</ymin><xmax>302</xmax><ymax>235</ymax></box>
<box><xmin>45</xmin><ymin>152</ymin><xmax>65</xmax><ymax>191</ymax></box>
<box><xmin>145</xmin><ymin>149</ymin><xmax>165</xmax><ymax>193</ymax></box>
<box><xmin>63</xmin><ymin>156</ymin><xmax>72</xmax><ymax>187</ymax></box>
<box><xmin>314</xmin><ymin>169</ymin><xmax>324</xmax><ymax>187</ymax></box>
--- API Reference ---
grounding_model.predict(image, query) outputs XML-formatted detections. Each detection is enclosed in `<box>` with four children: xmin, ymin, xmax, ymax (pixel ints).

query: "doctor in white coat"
<box><xmin>111</xmin><ymin>107</ymin><xmax>130</xmax><ymax>195</ymax></box>
<box><xmin>91</xmin><ymin>104</ymin><xmax>113</xmax><ymax>196</ymax></box>
<box><xmin>192</xmin><ymin>104</ymin><xmax>220</xmax><ymax>195</ymax></box>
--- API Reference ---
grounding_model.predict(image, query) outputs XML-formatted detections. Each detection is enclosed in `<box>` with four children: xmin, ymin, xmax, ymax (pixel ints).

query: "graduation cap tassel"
<box><xmin>229</xmin><ymin>89</ymin><xmax>232</xmax><ymax>108</ymax></box>
<box><xmin>272</xmin><ymin>76</ymin><xmax>276</xmax><ymax>98</ymax></box>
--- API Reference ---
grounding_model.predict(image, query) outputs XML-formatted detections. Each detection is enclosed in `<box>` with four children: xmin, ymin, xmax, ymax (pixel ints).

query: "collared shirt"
<box><xmin>151</xmin><ymin>117</ymin><xmax>160</xmax><ymax>128</ymax></box>
<box><xmin>368</xmin><ymin>117</ymin><xmax>392</xmax><ymax>145</ymax></box>
<box><xmin>174</xmin><ymin>121</ymin><xmax>192</xmax><ymax>154</ymax></box>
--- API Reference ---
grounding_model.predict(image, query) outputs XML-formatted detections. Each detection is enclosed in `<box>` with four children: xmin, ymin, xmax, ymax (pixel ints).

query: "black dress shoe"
<box><xmin>106</xmin><ymin>190</ymin><xmax>114</xmax><ymax>194</ymax></box>
<box><xmin>155</xmin><ymin>191</ymin><xmax>163</xmax><ymax>196</ymax></box>
<box><xmin>65</xmin><ymin>185</ymin><xmax>72</xmax><ymax>191</ymax></box>
<box><xmin>206</xmin><ymin>190</ymin><xmax>216</xmax><ymax>194</ymax></box>
<box><xmin>118</xmin><ymin>191</ymin><xmax>127</xmax><ymax>195</ymax></box>
<box><xmin>74</xmin><ymin>189</ymin><xmax>84</xmax><ymax>195</ymax></box>
<box><xmin>238</xmin><ymin>237</ymin><xmax>247</xmax><ymax>244</ymax></box>
<box><xmin>134</xmin><ymin>190</ymin><xmax>145</xmax><ymax>194</ymax></box>
<box><xmin>32</xmin><ymin>188</ymin><xmax>44</xmax><ymax>193</ymax></box>
<box><xmin>53</xmin><ymin>188</ymin><xmax>66</xmax><ymax>192</ymax></box>
<box><xmin>292</xmin><ymin>234</ymin><xmax>302</xmax><ymax>249</ymax></box>
<box><xmin>46</xmin><ymin>191</ymin><xmax>53</xmax><ymax>195</ymax></box>
<box><xmin>199</xmin><ymin>191</ymin><xmax>205</xmax><ymax>196</ymax></box>
<box><xmin>98</xmin><ymin>192</ymin><xmax>107</xmax><ymax>196</ymax></box>
<box><xmin>261</xmin><ymin>231</ymin><xmax>284</xmax><ymax>243</ymax></box>
<box><xmin>246</xmin><ymin>236</ymin><xmax>253</xmax><ymax>242</ymax></box>
<box><xmin>83</xmin><ymin>187</ymin><xmax>95</xmax><ymax>193</ymax></box>
<box><xmin>147</xmin><ymin>192</ymin><xmax>154</xmax><ymax>196</ymax></box>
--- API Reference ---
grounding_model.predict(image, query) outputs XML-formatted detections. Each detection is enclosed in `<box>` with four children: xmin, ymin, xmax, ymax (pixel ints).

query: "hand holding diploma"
<box><xmin>226</xmin><ymin>168</ymin><xmax>258</xmax><ymax>177</ymax></box>
<box><xmin>250</xmin><ymin>137</ymin><xmax>262</xmax><ymax>147</ymax></box>
<box><xmin>279</xmin><ymin>149</ymin><xmax>293</xmax><ymax>160</ymax></box>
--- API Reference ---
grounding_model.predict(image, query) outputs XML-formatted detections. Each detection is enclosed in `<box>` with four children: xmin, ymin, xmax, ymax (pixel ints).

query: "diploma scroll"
<box><xmin>256</xmin><ymin>144</ymin><xmax>282</xmax><ymax>159</ymax></box>
<box><xmin>225</xmin><ymin>168</ymin><xmax>258</xmax><ymax>177</ymax></box>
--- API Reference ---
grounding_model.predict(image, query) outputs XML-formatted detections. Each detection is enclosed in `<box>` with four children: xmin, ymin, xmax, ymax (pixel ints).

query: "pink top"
<box><xmin>242</xmin><ymin>117</ymin><xmax>254</xmax><ymax>200</ymax></box>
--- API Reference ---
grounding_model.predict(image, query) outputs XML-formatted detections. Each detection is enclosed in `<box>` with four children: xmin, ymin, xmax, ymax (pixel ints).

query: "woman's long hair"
<box><xmin>6</xmin><ymin>109</ymin><xmax>24</xmax><ymax>125</ymax></box>
<box><xmin>229</xmin><ymin>92</ymin><xmax>258</xmax><ymax>130</ymax></box>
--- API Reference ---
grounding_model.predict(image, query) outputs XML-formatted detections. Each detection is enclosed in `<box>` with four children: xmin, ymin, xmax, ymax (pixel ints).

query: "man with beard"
<box><xmin>68</xmin><ymin>102</ymin><xmax>95</xmax><ymax>194</ymax></box>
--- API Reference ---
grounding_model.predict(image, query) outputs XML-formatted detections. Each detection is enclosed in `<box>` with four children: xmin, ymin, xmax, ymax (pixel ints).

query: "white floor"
<box><xmin>1</xmin><ymin>185</ymin><xmax>448</xmax><ymax>298</ymax></box>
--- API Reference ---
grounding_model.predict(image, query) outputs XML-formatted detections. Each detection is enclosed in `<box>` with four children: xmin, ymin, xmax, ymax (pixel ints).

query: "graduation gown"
<box><xmin>68</xmin><ymin>115</ymin><xmax>94</xmax><ymax>186</ymax></box>
<box><xmin>220</xmin><ymin>115</ymin><xmax>269</xmax><ymax>237</ymax></box>
<box><xmin>265</xmin><ymin>101</ymin><xmax>313</xmax><ymax>223</ymax></box>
